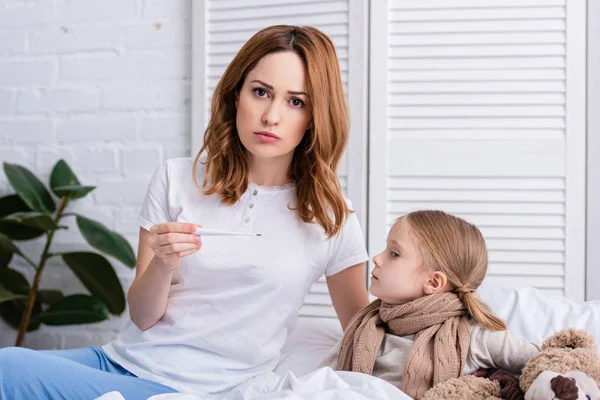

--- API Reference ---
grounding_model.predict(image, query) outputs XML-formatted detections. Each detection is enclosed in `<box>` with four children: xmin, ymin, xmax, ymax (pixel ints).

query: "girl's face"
<box><xmin>370</xmin><ymin>219</ymin><xmax>432</xmax><ymax>304</ymax></box>
<box><xmin>236</xmin><ymin>51</ymin><xmax>312</xmax><ymax>165</ymax></box>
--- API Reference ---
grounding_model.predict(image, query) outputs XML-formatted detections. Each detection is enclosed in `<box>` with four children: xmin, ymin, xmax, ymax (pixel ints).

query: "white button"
<box><xmin>244</xmin><ymin>217</ymin><xmax>250</xmax><ymax>223</ymax></box>
<box><xmin>252</xmin><ymin>189</ymin><xmax>258</xmax><ymax>195</ymax></box>
<box><xmin>249</xmin><ymin>203</ymin><xmax>254</xmax><ymax>208</ymax></box>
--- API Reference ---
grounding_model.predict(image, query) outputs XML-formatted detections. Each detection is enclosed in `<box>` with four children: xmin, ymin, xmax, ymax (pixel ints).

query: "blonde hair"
<box><xmin>403</xmin><ymin>210</ymin><xmax>507</xmax><ymax>331</ymax></box>
<box><xmin>194</xmin><ymin>25</ymin><xmax>350</xmax><ymax>238</ymax></box>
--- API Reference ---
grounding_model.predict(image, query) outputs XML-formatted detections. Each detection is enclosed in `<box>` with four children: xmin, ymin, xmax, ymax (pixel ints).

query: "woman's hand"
<box><xmin>147</xmin><ymin>222</ymin><xmax>202</xmax><ymax>269</ymax></box>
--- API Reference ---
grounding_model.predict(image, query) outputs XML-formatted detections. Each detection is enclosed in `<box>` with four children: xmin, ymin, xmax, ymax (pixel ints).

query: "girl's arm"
<box><xmin>327</xmin><ymin>262</ymin><xmax>369</xmax><ymax>330</ymax></box>
<box><xmin>468</xmin><ymin>325</ymin><xmax>541</xmax><ymax>373</ymax></box>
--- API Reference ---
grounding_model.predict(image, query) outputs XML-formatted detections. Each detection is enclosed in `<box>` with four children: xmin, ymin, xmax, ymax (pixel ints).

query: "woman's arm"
<box><xmin>127</xmin><ymin>223</ymin><xmax>201</xmax><ymax>330</ymax></box>
<box><xmin>326</xmin><ymin>262</ymin><xmax>369</xmax><ymax>330</ymax></box>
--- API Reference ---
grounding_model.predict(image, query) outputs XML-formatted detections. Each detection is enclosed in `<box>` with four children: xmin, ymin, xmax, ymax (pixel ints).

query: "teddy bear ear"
<box><xmin>541</xmin><ymin>328</ymin><xmax>595</xmax><ymax>351</ymax></box>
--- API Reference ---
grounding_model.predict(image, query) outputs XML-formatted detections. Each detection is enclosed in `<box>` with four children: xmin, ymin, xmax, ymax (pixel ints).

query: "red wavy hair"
<box><xmin>193</xmin><ymin>25</ymin><xmax>351</xmax><ymax>238</ymax></box>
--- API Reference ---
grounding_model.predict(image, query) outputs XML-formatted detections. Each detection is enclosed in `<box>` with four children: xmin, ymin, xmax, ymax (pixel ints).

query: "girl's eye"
<box><xmin>290</xmin><ymin>98</ymin><xmax>305</xmax><ymax>108</ymax></box>
<box><xmin>390</xmin><ymin>251</ymin><xmax>399</xmax><ymax>258</ymax></box>
<box><xmin>253</xmin><ymin>88</ymin><xmax>268</xmax><ymax>97</ymax></box>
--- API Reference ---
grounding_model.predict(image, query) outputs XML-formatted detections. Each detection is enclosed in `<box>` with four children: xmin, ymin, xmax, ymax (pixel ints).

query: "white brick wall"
<box><xmin>0</xmin><ymin>0</ymin><xmax>192</xmax><ymax>349</ymax></box>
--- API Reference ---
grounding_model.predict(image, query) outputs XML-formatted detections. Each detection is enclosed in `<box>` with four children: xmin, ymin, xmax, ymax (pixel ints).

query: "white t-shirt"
<box><xmin>103</xmin><ymin>157</ymin><xmax>368</xmax><ymax>397</ymax></box>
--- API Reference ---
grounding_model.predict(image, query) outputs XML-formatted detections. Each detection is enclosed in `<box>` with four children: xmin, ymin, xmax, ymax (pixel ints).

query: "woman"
<box><xmin>0</xmin><ymin>25</ymin><xmax>369</xmax><ymax>400</ymax></box>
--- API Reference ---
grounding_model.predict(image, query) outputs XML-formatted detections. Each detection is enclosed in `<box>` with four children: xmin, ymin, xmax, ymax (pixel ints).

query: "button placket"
<box><xmin>241</xmin><ymin>187</ymin><xmax>258</xmax><ymax>230</ymax></box>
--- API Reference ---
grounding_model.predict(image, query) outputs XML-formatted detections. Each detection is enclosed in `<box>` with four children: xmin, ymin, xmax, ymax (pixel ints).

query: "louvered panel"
<box><xmin>210</xmin><ymin>15</ymin><xmax>348</xmax><ymax>33</ymax></box>
<box><xmin>388</xmin><ymin>176</ymin><xmax>565</xmax><ymax>190</ymax></box>
<box><xmin>208</xmin><ymin>26</ymin><xmax>349</xmax><ymax>44</ymax></box>
<box><xmin>389</xmin><ymin>0</ymin><xmax>565</xmax><ymax>9</ymax></box>
<box><xmin>389</xmin><ymin>7</ymin><xmax>565</xmax><ymax>21</ymax></box>
<box><xmin>391</xmin><ymin>20</ymin><xmax>565</xmax><ymax>34</ymax></box>
<box><xmin>388</xmin><ymin>140</ymin><xmax>564</xmax><ymax>176</ymax></box>
<box><xmin>390</xmin><ymin>32</ymin><xmax>565</xmax><ymax>46</ymax></box>
<box><xmin>310</xmin><ymin>276</ymin><xmax>330</xmax><ymax>294</ymax></box>
<box><xmin>391</xmin><ymin>81</ymin><xmax>566</xmax><ymax>93</ymax></box>
<box><xmin>206</xmin><ymin>0</ymin><xmax>358</xmax><ymax>319</ymax></box>
<box><xmin>389</xmin><ymin>203</ymin><xmax>564</xmax><ymax>216</ymax></box>
<box><xmin>303</xmin><ymin>277</ymin><xmax>336</xmax><ymax>319</ymax></box>
<box><xmin>487</xmin><ymin>263</ymin><xmax>564</xmax><ymax>276</ymax></box>
<box><xmin>389</xmin><ymin>189</ymin><xmax>565</xmax><ymax>202</ymax></box>
<box><xmin>209</xmin><ymin>1</ymin><xmax>348</xmax><ymax>19</ymax></box>
<box><xmin>371</xmin><ymin>0</ymin><xmax>584</xmax><ymax>299</ymax></box>
<box><xmin>299</xmin><ymin>305</ymin><xmax>337</xmax><ymax>318</ymax></box>
<box><xmin>392</xmin><ymin>57</ymin><xmax>565</xmax><ymax>70</ymax></box>
<box><xmin>390</xmin><ymin>94</ymin><xmax>566</xmax><ymax>105</ymax></box>
<box><xmin>390</xmin><ymin>70</ymin><xmax>565</xmax><ymax>82</ymax></box>
<box><xmin>382</xmin><ymin>174</ymin><xmax>567</xmax><ymax>293</ymax></box>
<box><xmin>209</xmin><ymin>0</ymin><xmax>326</xmax><ymax>9</ymax></box>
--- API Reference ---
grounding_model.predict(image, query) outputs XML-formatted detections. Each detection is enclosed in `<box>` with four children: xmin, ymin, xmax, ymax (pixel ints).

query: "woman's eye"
<box><xmin>290</xmin><ymin>98</ymin><xmax>304</xmax><ymax>107</ymax></box>
<box><xmin>390</xmin><ymin>251</ymin><xmax>399</xmax><ymax>258</ymax></box>
<box><xmin>253</xmin><ymin>88</ymin><xmax>268</xmax><ymax>97</ymax></box>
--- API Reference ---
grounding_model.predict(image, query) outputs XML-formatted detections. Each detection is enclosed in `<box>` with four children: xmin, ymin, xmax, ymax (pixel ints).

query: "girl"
<box><xmin>0</xmin><ymin>25</ymin><xmax>369</xmax><ymax>400</ymax></box>
<box><xmin>320</xmin><ymin>210</ymin><xmax>540</xmax><ymax>399</ymax></box>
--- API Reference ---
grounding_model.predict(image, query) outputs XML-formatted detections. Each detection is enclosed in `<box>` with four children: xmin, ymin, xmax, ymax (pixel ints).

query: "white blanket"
<box><xmin>94</xmin><ymin>367</ymin><xmax>409</xmax><ymax>400</ymax></box>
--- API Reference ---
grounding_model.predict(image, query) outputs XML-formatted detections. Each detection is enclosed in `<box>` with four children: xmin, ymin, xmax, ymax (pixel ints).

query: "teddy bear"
<box><xmin>520</xmin><ymin>328</ymin><xmax>600</xmax><ymax>400</ymax></box>
<box><xmin>421</xmin><ymin>328</ymin><xmax>600</xmax><ymax>400</ymax></box>
<box><xmin>421</xmin><ymin>368</ymin><xmax>523</xmax><ymax>400</ymax></box>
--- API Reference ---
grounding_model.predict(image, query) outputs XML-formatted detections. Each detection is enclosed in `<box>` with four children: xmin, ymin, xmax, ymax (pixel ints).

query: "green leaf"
<box><xmin>50</xmin><ymin>159</ymin><xmax>97</xmax><ymax>200</ymax></box>
<box><xmin>61</xmin><ymin>252</ymin><xmax>125</xmax><ymax>314</ymax></box>
<box><xmin>3</xmin><ymin>163</ymin><xmax>56</xmax><ymax>213</ymax></box>
<box><xmin>0</xmin><ymin>298</ymin><xmax>42</xmax><ymax>331</ymax></box>
<box><xmin>0</xmin><ymin>286</ymin><xmax>26</xmax><ymax>304</ymax></box>
<box><xmin>0</xmin><ymin>194</ymin><xmax>33</xmax><ymax>218</ymax></box>
<box><xmin>50</xmin><ymin>160</ymin><xmax>79</xmax><ymax>189</ymax></box>
<box><xmin>0</xmin><ymin>220</ymin><xmax>45</xmax><ymax>241</ymax></box>
<box><xmin>4</xmin><ymin>212</ymin><xmax>62</xmax><ymax>231</ymax></box>
<box><xmin>53</xmin><ymin>185</ymin><xmax>96</xmax><ymax>199</ymax></box>
<box><xmin>0</xmin><ymin>268</ymin><xmax>30</xmax><ymax>294</ymax></box>
<box><xmin>34</xmin><ymin>294</ymin><xmax>108</xmax><ymax>325</ymax></box>
<box><xmin>0</xmin><ymin>233</ymin><xmax>22</xmax><ymax>256</ymax></box>
<box><xmin>50</xmin><ymin>160</ymin><xmax>96</xmax><ymax>200</ymax></box>
<box><xmin>37</xmin><ymin>290</ymin><xmax>64</xmax><ymax>305</ymax></box>
<box><xmin>0</xmin><ymin>195</ymin><xmax>45</xmax><ymax>240</ymax></box>
<box><xmin>76</xmin><ymin>216</ymin><xmax>136</xmax><ymax>268</ymax></box>
<box><xmin>0</xmin><ymin>250</ymin><xmax>12</xmax><ymax>268</ymax></box>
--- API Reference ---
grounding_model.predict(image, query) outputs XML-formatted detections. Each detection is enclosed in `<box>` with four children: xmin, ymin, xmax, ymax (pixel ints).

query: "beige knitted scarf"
<box><xmin>336</xmin><ymin>293</ymin><xmax>472</xmax><ymax>399</ymax></box>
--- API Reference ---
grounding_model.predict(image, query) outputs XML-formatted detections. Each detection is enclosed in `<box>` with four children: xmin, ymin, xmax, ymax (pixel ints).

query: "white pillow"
<box><xmin>478</xmin><ymin>282</ymin><xmax>600</xmax><ymax>349</ymax></box>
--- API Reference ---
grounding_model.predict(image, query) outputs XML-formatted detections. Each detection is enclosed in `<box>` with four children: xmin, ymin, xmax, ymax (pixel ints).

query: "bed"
<box><xmin>96</xmin><ymin>282</ymin><xmax>600</xmax><ymax>399</ymax></box>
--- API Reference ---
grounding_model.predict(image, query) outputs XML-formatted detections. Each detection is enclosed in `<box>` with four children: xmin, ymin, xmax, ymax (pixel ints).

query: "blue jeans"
<box><xmin>0</xmin><ymin>346</ymin><xmax>178</xmax><ymax>400</ymax></box>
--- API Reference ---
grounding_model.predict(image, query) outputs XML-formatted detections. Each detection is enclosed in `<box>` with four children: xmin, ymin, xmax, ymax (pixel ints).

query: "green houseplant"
<box><xmin>0</xmin><ymin>159</ymin><xmax>135</xmax><ymax>347</ymax></box>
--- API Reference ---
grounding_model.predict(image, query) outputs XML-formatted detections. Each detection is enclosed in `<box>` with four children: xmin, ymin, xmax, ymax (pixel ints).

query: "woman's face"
<box><xmin>236</xmin><ymin>51</ymin><xmax>312</xmax><ymax>165</ymax></box>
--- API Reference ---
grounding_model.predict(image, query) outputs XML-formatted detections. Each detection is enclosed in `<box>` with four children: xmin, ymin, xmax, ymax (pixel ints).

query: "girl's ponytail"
<box><xmin>457</xmin><ymin>288</ymin><xmax>506</xmax><ymax>331</ymax></box>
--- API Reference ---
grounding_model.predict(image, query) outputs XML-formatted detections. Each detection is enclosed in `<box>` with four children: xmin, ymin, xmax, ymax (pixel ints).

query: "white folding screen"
<box><xmin>192</xmin><ymin>0</ymin><xmax>588</xmax><ymax>314</ymax></box>
<box><xmin>191</xmin><ymin>0</ymin><xmax>369</xmax><ymax>317</ymax></box>
<box><xmin>369</xmin><ymin>0</ymin><xmax>587</xmax><ymax>300</ymax></box>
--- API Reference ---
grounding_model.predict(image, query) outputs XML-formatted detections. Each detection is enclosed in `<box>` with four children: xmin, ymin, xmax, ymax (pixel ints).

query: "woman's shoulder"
<box><xmin>161</xmin><ymin>156</ymin><xmax>196</xmax><ymax>174</ymax></box>
<box><xmin>158</xmin><ymin>156</ymin><xmax>206</xmax><ymax>185</ymax></box>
